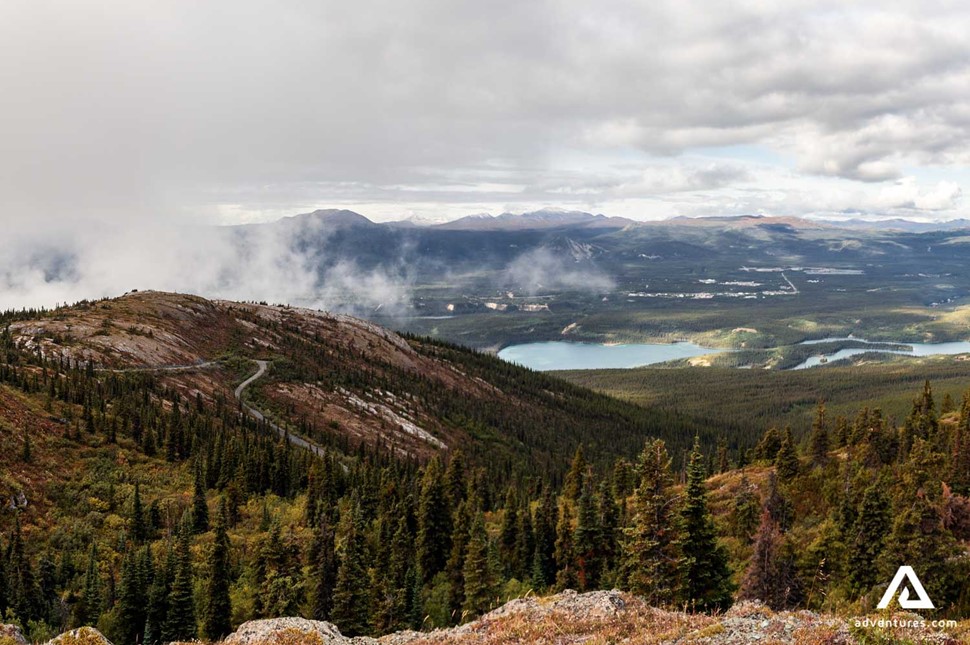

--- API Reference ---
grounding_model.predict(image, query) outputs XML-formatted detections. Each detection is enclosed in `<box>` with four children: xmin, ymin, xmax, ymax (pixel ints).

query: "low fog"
<box><xmin>0</xmin><ymin>218</ymin><xmax>412</xmax><ymax>314</ymax></box>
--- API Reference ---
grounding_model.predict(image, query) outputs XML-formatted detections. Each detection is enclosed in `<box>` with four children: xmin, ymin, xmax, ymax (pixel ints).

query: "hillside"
<box><xmin>3</xmin><ymin>291</ymin><xmax>970</xmax><ymax>644</ymax></box>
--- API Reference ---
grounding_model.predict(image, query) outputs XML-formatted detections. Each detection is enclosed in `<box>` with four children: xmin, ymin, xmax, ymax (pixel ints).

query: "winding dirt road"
<box><xmin>233</xmin><ymin>360</ymin><xmax>326</xmax><ymax>458</ymax></box>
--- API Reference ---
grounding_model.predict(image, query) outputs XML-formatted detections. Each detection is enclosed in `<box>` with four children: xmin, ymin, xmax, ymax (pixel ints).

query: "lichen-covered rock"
<box><xmin>43</xmin><ymin>627</ymin><xmax>113</xmax><ymax>645</ymax></box>
<box><xmin>0</xmin><ymin>624</ymin><xmax>28</xmax><ymax>645</ymax></box>
<box><xmin>224</xmin><ymin>617</ymin><xmax>378</xmax><ymax>645</ymax></box>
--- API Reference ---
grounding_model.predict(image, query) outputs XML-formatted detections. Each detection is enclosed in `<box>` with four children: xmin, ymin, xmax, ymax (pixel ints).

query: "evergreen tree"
<box><xmin>163</xmin><ymin>524</ymin><xmax>197</xmax><ymax>642</ymax></box>
<box><xmin>130</xmin><ymin>483</ymin><xmax>148</xmax><ymax>544</ymax></box>
<box><xmin>531</xmin><ymin>489</ymin><xmax>557</xmax><ymax>589</ymax></box>
<box><xmin>846</xmin><ymin>483</ymin><xmax>890</xmax><ymax>595</ymax></box>
<box><xmin>202</xmin><ymin>501</ymin><xmax>232</xmax><ymax>641</ymax></box>
<box><xmin>446</xmin><ymin>499</ymin><xmax>472</xmax><ymax>616</ymax></box>
<box><xmin>622</xmin><ymin>439</ymin><xmax>682</xmax><ymax>605</ymax></box>
<box><xmin>332</xmin><ymin>504</ymin><xmax>371</xmax><ymax>637</ymax></box>
<box><xmin>415</xmin><ymin>456</ymin><xmax>452</xmax><ymax>583</ymax></box>
<box><xmin>461</xmin><ymin>510</ymin><xmax>496</xmax><ymax>619</ymax></box>
<box><xmin>563</xmin><ymin>445</ymin><xmax>587</xmax><ymax>502</ymax></box>
<box><xmin>73</xmin><ymin>543</ymin><xmax>102</xmax><ymax>628</ymax></box>
<box><xmin>775</xmin><ymin>427</ymin><xmax>800</xmax><ymax>482</ymax></box>
<box><xmin>116</xmin><ymin>550</ymin><xmax>149</xmax><ymax>645</ymax></box>
<box><xmin>573</xmin><ymin>479</ymin><xmax>602</xmax><ymax>591</ymax></box>
<box><xmin>193</xmin><ymin>461</ymin><xmax>210</xmax><ymax>534</ymax></box>
<box><xmin>554</xmin><ymin>500</ymin><xmax>577</xmax><ymax>590</ymax></box>
<box><xmin>309</xmin><ymin>515</ymin><xmax>337</xmax><ymax>621</ymax></box>
<box><xmin>498</xmin><ymin>488</ymin><xmax>519</xmax><ymax>577</ymax></box>
<box><xmin>21</xmin><ymin>427</ymin><xmax>31</xmax><ymax>463</ymax></box>
<box><xmin>809</xmin><ymin>402</ymin><xmax>829</xmax><ymax>467</ymax></box>
<box><xmin>514</xmin><ymin>495</ymin><xmax>535</xmax><ymax>582</ymax></box>
<box><xmin>885</xmin><ymin>490</ymin><xmax>955</xmax><ymax>610</ymax></box>
<box><xmin>680</xmin><ymin>438</ymin><xmax>734</xmax><ymax>612</ymax></box>
<box><xmin>596</xmin><ymin>481</ymin><xmax>619</xmax><ymax>579</ymax></box>
<box><xmin>730</xmin><ymin>475</ymin><xmax>760</xmax><ymax>542</ymax></box>
<box><xmin>444</xmin><ymin>449</ymin><xmax>467</xmax><ymax>507</ymax></box>
<box><xmin>145</xmin><ymin>545</ymin><xmax>174</xmax><ymax>645</ymax></box>
<box><xmin>754</xmin><ymin>428</ymin><xmax>782</xmax><ymax>462</ymax></box>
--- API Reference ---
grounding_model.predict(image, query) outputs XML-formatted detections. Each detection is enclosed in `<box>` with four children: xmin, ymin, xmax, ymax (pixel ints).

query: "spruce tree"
<box><xmin>309</xmin><ymin>515</ymin><xmax>337</xmax><ymax>621</ymax></box>
<box><xmin>531</xmin><ymin>489</ymin><xmax>557</xmax><ymax>589</ymax></box>
<box><xmin>331</xmin><ymin>505</ymin><xmax>371</xmax><ymax>637</ymax></box>
<box><xmin>498</xmin><ymin>488</ymin><xmax>519</xmax><ymax>577</ymax></box>
<box><xmin>116</xmin><ymin>550</ymin><xmax>148</xmax><ymax>645</ymax></box>
<box><xmin>461</xmin><ymin>510</ymin><xmax>496</xmax><ymax>619</ymax></box>
<box><xmin>554</xmin><ymin>500</ymin><xmax>577</xmax><ymax>590</ymax></box>
<box><xmin>680</xmin><ymin>438</ymin><xmax>734</xmax><ymax>612</ymax></box>
<box><xmin>163</xmin><ymin>524</ymin><xmax>197</xmax><ymax>642</ymax></box>
<box><xmin>622</xmin><ymin>439</ymin><xmax>682</xmax><ymax>605</ymax></box>
<box><xmin>131</xmin><ymin>483</ymin><xmax>148</xmax><ymax>543</ymax></box>
<box><xmin>754</xmin><ymin>428</ymin><xmax>782</xmax><ymax>462</ymax></box>
<box><xmin>846</xmin><ymin>483</ymin><xmax>890</xmax><ymax>595</ymax></box>
<box><xmin>202</xmin><ymin>501</ymin><xmax>232</xmax><ymax>641</ymax></box>
<box><xmin>446</xmin><ymin>499</ymin><xmax>472</xmax><ymax>616</ymax></box>
<box><xmin>809</xmin><ymin>402</ymin><xmax>829</xmax><ymax>466</ymax></box>
<box><xmin>573</xmin><ymin>479</ymin><xmax>602</xmax><ymax>591</ymax></box>
<box><xmin>73</xmin><ymin>543</ymin><xmax>102</xmax><ymax>627</ymax></box>
<box><xmin>145</xmin><ymin>544</ymin><xmax>173</xmax><ymax>645</ymax></box>
<box><xmin>885</xmin><ymin>489</ymin><xmax>955</xmax><ymax>609</ymax></box>
<box><xmin>415</xmin><ymin>456</ymin><xmax>452</xmax><ymax>583</ymax></box>
<box><xmin>192</xmin><ymin>461</ymin><xmax>210</xmax><ymax>534</ymax></box>
<box><xmin>514</xmin><ymin>495</ymin><xmax>535</xmax><ymax>582</ymax></box>
<box><xmin>730</xmin><ymin>475</ymin><xmax>760</xmax><ymax>543</ymax></box>
<box><xmin>775</xmin><ymin>427</ymin><xmax>800</xmax><ymax>482</ymax></box>
<box><xmin>563</xmin><ymin>446</ymin><xmax>587</xmax><ymax>502</ymax></box>
<box><xmin>596</xmin><ymin>481</ymin><xmax>619</xmax><ymax>578</ymax></box>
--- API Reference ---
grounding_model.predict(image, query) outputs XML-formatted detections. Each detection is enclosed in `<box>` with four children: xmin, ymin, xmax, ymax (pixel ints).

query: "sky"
<box><xmin>1</xmin><ymin>0</ymin><xmax>969</xmax><ymax>307</ymax></box>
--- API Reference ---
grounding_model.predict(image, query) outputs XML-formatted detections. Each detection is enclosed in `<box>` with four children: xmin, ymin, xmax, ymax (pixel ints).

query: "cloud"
<box><xmin>505</xmin><ymin>247</ymin><xmax>615</xmax><ymax>295</ymax></box>
<box><xmin>0</xmin><ymin>218</ymin><xmax>412</xmax><ymax>314</ymax></box>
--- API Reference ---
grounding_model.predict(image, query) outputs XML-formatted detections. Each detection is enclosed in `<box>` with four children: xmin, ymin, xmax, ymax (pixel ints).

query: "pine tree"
<box><xmin>202</xmin><ymin>501</ymin><xmax>232</xmax><ymax>641</ymax></box>
<box><xmin>415</xmin><ymin>456</ymin><xmax>452</xmax><ymax>583</ymax></box>
<box><xmin>775</xmin><ymin>427</ymin><xmax>800</xmax><ymax>482</ymax></box>
<box><xmin>680</xmin><ymin>438</ymin><xmax>734</xmax><ymax>612</ymax></box>
<box><xmin>622</xmin><ymin>439</ymin><xmax>682</xmax><ymax>605</ymax></box>
<box><xmin>885</xmin><ymin>489</ymin><xmax>955</xmax><ymax>609</ymax></box>
<box><xmin>462</xmin><ymin>510</ymin><xmax>496</xmax><ymax>619</ymax></box>
<box><xmin>163</xmin><ymin>524</ymin><xmax>197</xmax><ymax>642</ymax></box>
<box><xmin>809</xmin><ymin>402</ymin><xmax>829</xmax><ymax>466</ymax></box>
<box><xmin>332</xmin><ymin>504</ymin><xmax>371</xmax><ymax>637</ymax></box>
<box><xmin>193</xmin><ymin>461</ymin><xmax>210</xmax><ymax>534</ymax></box>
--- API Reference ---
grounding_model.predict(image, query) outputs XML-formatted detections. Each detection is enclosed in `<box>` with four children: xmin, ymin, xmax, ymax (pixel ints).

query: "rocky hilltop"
<box><xmin>4</xmin><ymin>590</ymin><xmax>965</xmax><ymax>644</ymax></box>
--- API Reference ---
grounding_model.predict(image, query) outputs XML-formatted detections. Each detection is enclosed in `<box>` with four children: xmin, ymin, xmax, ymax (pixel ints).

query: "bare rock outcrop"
<box><xmin>0</xmin><ymin>624</ymin><xmax>28</xmax><ymax>645</ymax></box>
<box><xmin>43</xmin><ymin>627</ymin><xmax>113</xmax><ymax>645</ymax></box>
<box><xmin>224</xmin><ymin>617</ymin><xmax>378</xmax><ymax>645</ymax></box>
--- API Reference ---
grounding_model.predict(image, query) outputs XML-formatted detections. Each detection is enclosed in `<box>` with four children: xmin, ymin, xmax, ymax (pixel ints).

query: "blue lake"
<box><xmin>793</xmin><ymin>339</ymin><xmax>970</xmax><ymax>369</ymax></box>
<box><xmin>497</xmin><ymin>337</ymin><xmax>970</xmax><ymax>371</ymax></box>
<box><xmin>497</xmin><ymin>341</ymin><xmax>723</xmax><ymax>371</ymax></box>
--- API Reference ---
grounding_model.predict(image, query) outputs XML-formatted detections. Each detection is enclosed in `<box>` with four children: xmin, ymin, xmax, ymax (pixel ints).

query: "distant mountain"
<box><xmin>821</xmin><ymin>217</ymin><xmax>970</xmax><ymax>233</ymax></box>
<box><xmin>435</xmin><ymin>208</ymin><xmax>635</xmax><ymax>231</ymax></box>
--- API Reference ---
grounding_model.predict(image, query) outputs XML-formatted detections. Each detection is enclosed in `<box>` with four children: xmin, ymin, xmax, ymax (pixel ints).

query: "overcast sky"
<box><xmin>2</xmin><ymin>0</ymin><xmax>969</xmax><ymax>229</ymax></box>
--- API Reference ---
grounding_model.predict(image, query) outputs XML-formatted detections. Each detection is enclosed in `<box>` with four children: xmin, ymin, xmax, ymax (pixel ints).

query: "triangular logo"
<box><xmin>876</xmin><ymin>566</ymin><xmax>934</xmax><ymax>609</ymax></box>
